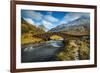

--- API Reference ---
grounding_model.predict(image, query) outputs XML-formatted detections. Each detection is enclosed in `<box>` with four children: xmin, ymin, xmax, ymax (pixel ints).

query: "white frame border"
<box><xmin>16</xmin><ymin>4</ymin><xmax>95</xmax><ymax>69</ymax></box>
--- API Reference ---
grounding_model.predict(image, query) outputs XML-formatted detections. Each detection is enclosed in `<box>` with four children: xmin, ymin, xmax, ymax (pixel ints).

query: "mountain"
<box><xmin>21</xmin><ymin>17</ymin><xmax>45</xmax><ymax>34</ymax></box>
<box><xmin>49</xmin><ymin>16</ymin><xmax>90</xmax><ymax>35</ymax></box>
<box><xmin>38</xmin><ymin>24</ymin><xmax>48</xmax><ymax>32</ymax></box>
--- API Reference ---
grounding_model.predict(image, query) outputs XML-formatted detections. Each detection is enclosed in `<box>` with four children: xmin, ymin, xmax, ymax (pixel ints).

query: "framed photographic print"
<box><xmin>10</xmin><ymin>0</ymin><xmax>97</xmax><ymax>72</ymax></box>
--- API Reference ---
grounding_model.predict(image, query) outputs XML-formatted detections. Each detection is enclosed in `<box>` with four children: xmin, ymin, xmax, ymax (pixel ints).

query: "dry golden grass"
<box><xmin>50</xmin><ymin>35</ymin><xmax>63</xmax><ymax>40</ymax></box>
<box><xmin>57</xmin><ymin>38</ymin><xmax>90</xmax><ymax>61</ymax></box>
<box><xmin>21</xmin><ymin>33</ymin><xmax>44</xmax><ymax>45</ymax></box>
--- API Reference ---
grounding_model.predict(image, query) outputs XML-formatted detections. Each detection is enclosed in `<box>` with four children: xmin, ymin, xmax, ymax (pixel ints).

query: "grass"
<box><xmin>21</xmin><ymin>33</ymin><xmax>44</xmax><ymax>45</ymax></box>
<box><xmin>50</xmin><ymin>35</ymin><xmax>63</xmax><ymax>40</ymax></box>
<box><xmin>21</xmin><ymin>31</ymin><xmax>90</xmax><ymax>61</ymax></box>
<box><xmin>57</xmin><ymin>38</ymin><xmax>90</xmax><ymax>61</ymax></box>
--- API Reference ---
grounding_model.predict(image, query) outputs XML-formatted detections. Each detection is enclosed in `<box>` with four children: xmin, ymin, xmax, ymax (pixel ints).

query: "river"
<box><xmin>21</xmin><ymin>40</ymin><xmax>64</xmax><ymax>63</ymax></box>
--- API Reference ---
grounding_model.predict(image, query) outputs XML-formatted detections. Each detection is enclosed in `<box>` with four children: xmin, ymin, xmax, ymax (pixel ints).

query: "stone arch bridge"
<box><xmin>32</xmin><ymin>32</ymin><xmax>89</xmax><ymax>41</ymax></box>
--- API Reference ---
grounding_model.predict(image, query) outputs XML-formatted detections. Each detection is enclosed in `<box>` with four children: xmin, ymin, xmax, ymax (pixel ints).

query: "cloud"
<box><xmin>60</xmin><ymin>12</ymin><xmax>90</xmax><ymax>24</ymax></box>
<box><xmin>60</xmin><ymin>20</ymin><xmax>68</xmax><ymax>24</ymax></box>
<box><xmin>42</xmin><ymin>20</ymin><xmax>53</xmax><ymax>28</ymax></box>
<box><xmin>42</xmin><ymin>20</ymin><xmax>56</xmax><ymax>31</ymax></box>
<box><xmin>32</xmin><ymin>11</ymin><xmax>43</xmax><ymax>21</ymax></box>
<box><xmin>64</xmin><ymin>13</ymin><xmax>89</xmax><ymax>20</ymax></box>
<box><xmin>23</xmin><ymin>17</ymin><xmax>35</xmax><ymax>25</ymax></box>
<box><xmin>47</xmin><ymin>11</ymin><xmax>52</xmax><ymax>15</ymax></box>
<box><xmin>21</xmin><ymin>10</ymin><xmax>43</xmax><ymax>21</ymax></box>
<box><xmin>44</xmin><ymin>15</ymin><xmax>59</xmax><ymax>23</ymax></box>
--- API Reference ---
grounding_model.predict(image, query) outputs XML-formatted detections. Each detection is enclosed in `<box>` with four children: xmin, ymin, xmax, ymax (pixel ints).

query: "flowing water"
<box><xmin>21</xmin><ymin>40</ymin><xmax>64</xmax><ymax>63</ymax></box>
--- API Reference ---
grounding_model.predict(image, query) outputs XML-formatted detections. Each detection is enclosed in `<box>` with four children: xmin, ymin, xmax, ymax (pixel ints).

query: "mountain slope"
<box><xmin>38</xmin><ymin>24</ymin><xmax>48</xmax><ymax>32</ymax></box>
<box><xmin>21</xmin><ymin>18</ymin><xmax>45</xmax><ymax>45</ymax></box>
<box><xmin>49</xmin><ymin>16</ymin><xmax>90</xmax><ymax>35</ymax></box>
<box><xmin>21</xmin><ymin>17</ymin><xmax>45</xmax><ymax>34</ymax></box>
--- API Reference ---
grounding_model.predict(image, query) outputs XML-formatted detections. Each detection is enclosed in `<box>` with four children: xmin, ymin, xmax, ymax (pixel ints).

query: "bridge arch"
<box><xmin>32</xmin><ymin>32</ymin><xmax>86</xmax><ymax>41</ymax></box>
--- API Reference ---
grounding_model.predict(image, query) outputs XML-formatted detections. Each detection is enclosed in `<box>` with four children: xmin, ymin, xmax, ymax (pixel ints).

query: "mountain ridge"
<box><xmin>49</xmin><ymin>16</ymin><xmax>90</xmax><ymax>35</ymax></box>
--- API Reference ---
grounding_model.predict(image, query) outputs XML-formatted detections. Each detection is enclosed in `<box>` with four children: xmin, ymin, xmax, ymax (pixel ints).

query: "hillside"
<box><xmin>21</xmin><ymin>18</ymin><xmax>45</xmax><ymax>45</ymax></box>
<box><xmin>49</xmin><ymin>16</ymin><xmax>90</xmax><ymax>35</ymax></box>
<box><xmin>21</xmin><ymin>17</ymin><xmax>45</xmax><ymax>34</ymax></box>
